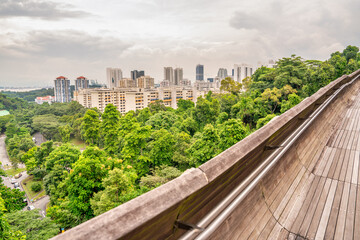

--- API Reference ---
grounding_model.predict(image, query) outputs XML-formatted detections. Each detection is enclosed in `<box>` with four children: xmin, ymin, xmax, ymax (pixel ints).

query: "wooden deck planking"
<box><xmin>344</xmin><ymin>183</ymin><xmax>357</xmax><ymax>240</ymax></box>
<box><xmin>354</xmin><ymin>185</ymin><xmax>360</xmax><ymax>239</ymax></box>
<box><xmin>314</xmin><ymin>179</ymin><xmax>338</xmax><ymax>240</ymax></box>
<box><xmin>333</xmin><ymin>182</ymin><xmax>351</xmax><ymax>239</ymax></box>
<box><xmin>324</xmin><ymin>181</ymin><xmax>344</xmax><ymax>239</ymax></box>
<box><xmin>306</xmin><ymin>178</ymin><xmax>332</xmax><ymax>240</ymax></box>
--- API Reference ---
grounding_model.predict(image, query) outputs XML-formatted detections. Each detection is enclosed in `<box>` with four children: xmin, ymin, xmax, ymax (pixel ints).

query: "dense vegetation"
<box><xmin>0</xmin><ymin>45</ymin><xmax>359</xmax><ymax>238</ymax></box>
<box><xmin>2</xmin><ymin>88</ymin><xmax>54</xmax><ymax>102</ymax></box>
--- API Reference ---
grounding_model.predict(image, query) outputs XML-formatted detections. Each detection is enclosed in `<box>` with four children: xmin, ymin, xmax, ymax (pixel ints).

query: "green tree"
<box><xmin>90</xmin><ymin>168</ymin><xmax>137</xmax><ymax>216</ymax></box>
<box><xmin>187</xmin><ymin>124</ymin><xmax>220</xmax><ymax>166</ymax></box>
<box><xmin>280</xmin><ymin>93</ymin><xmax>302</xmax><ymax>113</ymax></box>
<box><xmin>0</xmin><ymin>179</ymin><xmax>26</xmax><ymax>212</ymax></box>
<box><xmin>147</xmin><ymin>129</ymin><xmax>176</xmax><ymax>168</ymax></box>
<box><xmin>145</xmin><ymin>111</ymin><xmax>177</xmax><ymax>130</ymax></box>
<box><xmin>193</xmin><ymin>96</ymin><xmax>220</xmax><ymax>127</ymax></box>
<box><xmin>220</xmin><ymin>77</ymin><xmax>242</xmax><ymax>94</ymax></box>
<box><xmin>81</xmin><ymin>109</ymin><xmax>100</xmax><ymax>145</ymax></box>
<box><xmin>6</xmin><ymin>209</ymin><xmax>59</xmax><ymax>240</ymax></box>
<box><xmin>140</xmin><ymin>165</ymin><xmax>181</xmax><ymax>188</ymax></box>
<box><xmin>31</xmin><ymin>182</ymin><xmax>42</xmax><ymax>192</ymax></box>
<box><xmin>342</xmin><ymin>45</ymin><xmax>359</xmax><ymax>62</ymax></box>
<box><xmin>0</xmin><ymin>195</ymin><xmax>25</xmax><ymax>240</ymax></box>
<box><xmin>256</xmin><ymin>114</ymin><xmax>277</xmax><ymax>129</ymax></box>
<box><xmin>45</xmin><ymin>144</ymin><xmax>81</xmax><ymax>172</ymax></box>
<box><xmin>177</xmin><ymin>99</ymin><xmax>194</xmax><ymax>112</ymax></box>
<box><xmin>274</xmin><ymin>55</ymin><xmax>307</xmax><ymax>90</ymax></box>
<box><xmin>218</xmin><ymin>119</ymin><xmax>247</xmax><ymax>151</ymax></box>
<box><xmin>65</xmin><ymin>156</ymin><xmax>108</xmax><ymax>221</ymax></box>
<box><xmin>58</xmin><ymin>124</ymin><xmax>72</xmax><ymax>143</ymax></box>
<box><xmin>101</xmin><ymin>104</ymin><xmax>120</xmax><ymax>155</ymax></box>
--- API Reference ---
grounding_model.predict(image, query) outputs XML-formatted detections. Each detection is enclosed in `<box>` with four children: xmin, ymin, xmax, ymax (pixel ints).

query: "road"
<box><xmin>33</xmin><ymin>132</ymin><xmax>46</xmax><ymax>146</ymax></box>
<box><xmin>0</xmin><ymin>134</ymin><xmax>49</xmax><ymax>215</ymax></box>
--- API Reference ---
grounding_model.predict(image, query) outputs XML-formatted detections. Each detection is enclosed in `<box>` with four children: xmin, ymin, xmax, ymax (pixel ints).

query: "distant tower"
<box><xmin>217</xmin><ymin>68</ymin><xmax>228</xmax><ymax>80</ymax></box>
<box><xmin>196</xmin><ymin>64</ymin><xmax>204</xmax><ymax>81</ymax></box>
<box><xmin>174</xmin><ymin>68</ymin><xmax>183</xmax><ymax>85</ymax></box>
<box><xmin>106</xmin><ymin>68</ymin><xmax>123</xmax><ymax>88</ymax></box>
<box><xmin>233</xmin><ymin>64</ymin><xmax>254</xmax><ymax>83</ymax></box>
<box><xmin>164</xmin><ymin>67</ymin><xmax>174</xmax><ymax>84</ymax></box>
<box><xmin>75</xmin><ymin>76</ymin><xmax>89</xmax><ymax>91</ymax></box>
<box><xmin>54</xmin><ymin>76</ymin><xmax>71</xmax><ymax>103</ymax></box>
<box><xmin>131</xmin><ymin>70</ymin><xmax>145</xmax><ymax>80</ymax></box>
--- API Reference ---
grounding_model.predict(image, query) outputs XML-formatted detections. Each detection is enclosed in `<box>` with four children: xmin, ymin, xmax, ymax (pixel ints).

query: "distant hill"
<box><xmin>2</xmin><ymin>88</ymin><xmax>54</xmax><ymax>102</ymax></box>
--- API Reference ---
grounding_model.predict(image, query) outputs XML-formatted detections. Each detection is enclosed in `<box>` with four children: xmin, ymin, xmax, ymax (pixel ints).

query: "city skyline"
<box><xmin>1</xmin><ymin>0</ymin><xmax>359</xmax><ymax>87</ymax></box>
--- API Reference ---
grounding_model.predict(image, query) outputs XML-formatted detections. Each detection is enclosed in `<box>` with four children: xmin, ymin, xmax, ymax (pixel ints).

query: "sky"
<box><xmin>0</xmin><ymin>0</ymin><xmax>358</xmax><ymax>87</ymax></box>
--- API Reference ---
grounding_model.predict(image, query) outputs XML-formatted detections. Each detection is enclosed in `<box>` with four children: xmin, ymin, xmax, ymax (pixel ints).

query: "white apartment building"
<box><xmin>106</xmin><ymin>68</ymin><xmax>123</xmax><ymax>88</ymax></box>
<box><xmin>233</xmin><ymin>64</ymin><xmax>255</xmax><ymax>83</ymax></box>
<box><xmin>74</xmin><ymin>87</ymin><xmax>209</xmax><ymax>114</ymax></box>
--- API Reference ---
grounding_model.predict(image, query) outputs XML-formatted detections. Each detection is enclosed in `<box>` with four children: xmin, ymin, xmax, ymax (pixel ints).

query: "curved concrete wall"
<box><xmin>52</xmin><ymin>70</ymin><xmax>360</xmax><ymax>240</ymax></box>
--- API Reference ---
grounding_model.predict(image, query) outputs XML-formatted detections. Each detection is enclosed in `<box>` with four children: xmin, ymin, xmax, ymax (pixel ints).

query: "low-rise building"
<box><xmin>35</xmin><ymin>96</ymin><xmax>55</xmax><ymax>104</ymax></box>
<box><xmin>74</xmin><ymin>86</ymin><xmax>211</xmax><ymax>114</ymax></box>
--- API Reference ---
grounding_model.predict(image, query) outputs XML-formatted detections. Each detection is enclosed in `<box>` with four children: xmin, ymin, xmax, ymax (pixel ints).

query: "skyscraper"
<box><xmin>217</xmin><ymin>68</ymin><xmax>228</xmax><ymax>80</ymax></box>
<box><xmin>131</xmin><ymin>70</ymin><xmax>145</xmax><ymax>81</ymax></box>
<box><xmin>106</xmin><ymin>68</ymin><xmax>123</xmax><ymax>88</ymax></box>
<box><xmin>196</xmin><ymin>64</ymin><xmax>204</xmax><ymax>81</ymax></box>
<box><xmin>75</xmin><ymin>76</ymin><xmax>89</xmax><ymax>91</ymax></box>
<box><xmin>164</xmin><ymin>67</ymin><xmax>174</xmax><ymax>84</ymax></box>
<box><xmin>174</xmin><ymin>68</ymin><xmax>183</xmax><ymax>85</ymax></box>
<box><xmin>54</xmin><ymin>76</ymin><xmax>71</xmax><ymax>103</ymax></box>
<box><xmin>233</xmin><ymin>64</ymin><xmax>254</xmax><ymax>83</ymax></box>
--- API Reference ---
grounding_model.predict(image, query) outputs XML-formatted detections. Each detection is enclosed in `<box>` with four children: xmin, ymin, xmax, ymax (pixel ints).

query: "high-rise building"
<box><xmin>136</xmin><ymin>76</ymin><xmax>154</xmax><ymax>89</ymax></box>
<box><xmin>131</xmin><ymin>70</ymin><xmax>145</xmax><ymax>81</ymax></box>
<box><xmin>106</xmin><ymin>68</ymin><xmax>123</xmax><ymax>88</ymax></box>
<box><xmin>233</xmin><ymin>64</ymin><xmax>254</xmax><ymax>83</ymax></box>
<box><xmin>75</xmin><ymin>76</ymin><xmax>89</xmax><ymax>91</ymax></box>
<box><xmin>54</xmin><ymin>76</ymin><xmax>71</xmax><ymax>103</ymax></box>
<box><xmin>196</xmin><ymin>64</ymin><xmax>204</xmax><ymax>81</ymax></box>
<box><xmin>174</xmin><ymin>68</ymin><xmax>183</xmax><ymax>85</ymax></box>
<box><xmin>164</xmin><ymin>67</ymin><xmax>174</xmax><ymax>84</ymax></box>
<box><xmin>217</xmin><ymin>68</ymin><xmax>228</xmax><ymax>80</ymax></box>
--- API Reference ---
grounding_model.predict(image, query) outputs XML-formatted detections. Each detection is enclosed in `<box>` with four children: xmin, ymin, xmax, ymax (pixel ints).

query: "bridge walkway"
<box><xmin>220</xmin><ymin>89</ymin><xmax>360</xmax><ymax>239</ymax></box>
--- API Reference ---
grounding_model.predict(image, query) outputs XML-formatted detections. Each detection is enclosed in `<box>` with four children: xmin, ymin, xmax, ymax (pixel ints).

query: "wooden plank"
<box><xmin>278</xmin><ymin>168</ymin><xmax>309</xmax><ymax>224</ymax></box>
<box><xmin>333</xmin><ymin>182</ymin><xmax>350</xmax><ymax>239</ymax></box>
<box><xmin>266</xmin><ymin>220</ymin><xmax>283</xmax><ymax>240</ymax></box>
<box><xmin>333</xmin><ymin>148</ymin><xmax>346</xmax><ymax>180</ymax></box>
<box><xmin>324</xmin><ymin>181</ymin><xmax>344</xmax><ymax>239</ymax></box>
<box><xmin>290</xmin><ymin>176</ymin><xmax>321</xmax><ymax>234</ymax></box>
<box><xmin>306</xmin><ymin>178</ymin><xmax>332</xmax><ymax>240</ymax></box>
<box><xmin>297</xmin><ymin>177</ymin><xmax>326</xmax><ymax>238</ymax></box>
<box><xmin>345</xmin><ymin>150</ymin><xmax>355</xmax><ymax>183</ymax></box>
<box><xmin>327</xmin><ymin>148</ymin><xmax>342</xmax><ymax>178</ymax></box>
<box><xmin>352</xmin><ymin>151</ymin><xmax>359</xmax><ymax>184</ymax></box>
<box><xmin>354</xmin><ymin>186</ymin><xmax>360</xmax><ymax>240</ymax></box>
<box><xmin>344</xmin><ymin>183</ymin><xmax>357</xmax><ymax>240</ymax></box>
<box><xmin>322</xmin><ymin>147</ymin><xmax>337</xmax><ymax>177</ymax></box>
<box><xmin>256</xmin><ymin>216</ymin><xmax>276</xmax><ymax>240</ymax></box>
<box><xmin>313</xmin><ymin>146</ymin><xmax>331</xmax><ymax>176</ymax></box>
<box><xmin>338</xmin><ymin>149</ymin><xmax>350</xmax><ymax>182</ymax></box>
<box><xmin>315</xmin><ymin>179</ymin><xmax>338</xmax><ymax>240</ymax></box>
<box><xmin>272</xmin><ymin>167</ymin><xmax>305</xmax><ymax>220</ymax></box>
<box><xmin>283</xmin><ymin>173</ymin><xmax>314</xmax><ymax>230</ymax></box>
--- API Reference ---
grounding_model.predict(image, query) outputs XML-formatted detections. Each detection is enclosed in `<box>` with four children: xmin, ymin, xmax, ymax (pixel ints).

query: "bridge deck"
<box><xmin>221</xmin><ymin>91</ymin><xmax>360</xmax><ymax>239</ymax></box>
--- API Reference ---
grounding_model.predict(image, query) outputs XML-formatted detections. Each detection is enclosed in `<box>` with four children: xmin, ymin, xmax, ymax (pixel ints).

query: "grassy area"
<box><xmin>5</xmin><ymin>168</ymin><xmax>26</xmax><ymax>177</ymax></box>
<box><xmin>70</xmin><ymin>138</ymin><xmax>87</xmax><ymax>150</ymax></box>
<box><xmin>21</xmin><ymin>176</ymin><xmax>45</xmax><ymax>200</ymax></box>
<box><xmin>33</xmin><ymin>190</ymin><xmax>46</xmax><ymax>201</ymax></box>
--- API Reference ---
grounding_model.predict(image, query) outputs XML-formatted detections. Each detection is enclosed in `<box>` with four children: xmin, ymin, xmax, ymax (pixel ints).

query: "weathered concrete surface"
<box><xmin>51</xmin><ymin>70</ymin><xmax>360</xmax><ymax>240</ymax></box>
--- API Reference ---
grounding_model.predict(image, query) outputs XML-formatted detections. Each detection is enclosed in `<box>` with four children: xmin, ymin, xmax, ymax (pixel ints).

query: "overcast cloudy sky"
<box><xmin>0</xmin><ymin>0</ymin><xmax>358</xmax><ymax>87</ymax></box>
